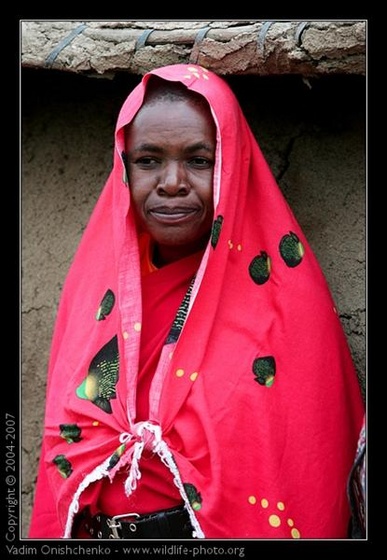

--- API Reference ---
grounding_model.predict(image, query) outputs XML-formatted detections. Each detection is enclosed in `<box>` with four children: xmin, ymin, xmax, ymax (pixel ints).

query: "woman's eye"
<box><xmin>190</xmin><ymin>157</ymin><xmax>213</xmax><ymax>168</ymax></box>
<box><xmin>134</xmin><ymin>157</ymin><xmax>158</xmax><ymax>168</ymax></box>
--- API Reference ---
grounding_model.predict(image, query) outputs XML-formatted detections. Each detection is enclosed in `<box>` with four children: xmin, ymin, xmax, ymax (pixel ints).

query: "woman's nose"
<box><xmin>157</xmin><ymin>161</ymin><xmax>189</xmax><ymax>196</ymax></box>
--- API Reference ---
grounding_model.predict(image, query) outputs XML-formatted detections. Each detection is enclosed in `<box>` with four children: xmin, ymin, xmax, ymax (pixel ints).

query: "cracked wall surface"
<box><xmin>21</xmin><ymin>20</ymin><xmax>366</xmax><ymax>77</ymax></box>
<box><xmin>21</xmin><ymin>68</ymin><xmax>366</xmax><ymax>538</ymax></box>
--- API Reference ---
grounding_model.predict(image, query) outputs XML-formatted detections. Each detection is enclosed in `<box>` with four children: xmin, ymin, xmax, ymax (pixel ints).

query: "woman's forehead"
<box><xmin>126</xmin><ymin>98</ymin><xmax>216</xmax><ymax>149</ymax></box>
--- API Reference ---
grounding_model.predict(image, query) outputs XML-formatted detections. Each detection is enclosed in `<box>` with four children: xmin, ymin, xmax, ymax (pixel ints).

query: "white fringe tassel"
<box><xmin>63</xmin><ymin>421</ymin><xmax>205</xmax><ymax>539</ymax></box>
<box><xmin>63</xmin><ymin>456</ymin><xmax>112</xmax><ymax>538</ymax></box>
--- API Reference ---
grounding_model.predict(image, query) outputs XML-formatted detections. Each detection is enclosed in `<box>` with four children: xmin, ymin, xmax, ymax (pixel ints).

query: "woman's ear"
<box><xmin>121</xmin><ymin>151</ymin><xmax>130</xmax><ymax>185</ymax></box>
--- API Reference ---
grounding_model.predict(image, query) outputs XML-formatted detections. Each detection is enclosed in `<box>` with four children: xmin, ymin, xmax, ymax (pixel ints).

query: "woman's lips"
<box><xmin>148</xmin><ymin>206</ymin><xmax>199</xmax><ymax>224</ymax></box>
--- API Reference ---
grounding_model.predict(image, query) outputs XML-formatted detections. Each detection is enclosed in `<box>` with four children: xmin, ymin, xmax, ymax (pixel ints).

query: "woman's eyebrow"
<box><xmin>184</xmin><ymin>142</ymin><xmax>215</xmax><ymax>154</ymax></box>
<box><xmin>130</xmin><ymin>143</ymin><xmax>163</xmax><ymax>154</ymax></box>
<box><xmin>130</xmin><ymin>141</ymin><xmax>215</xmax><ymax>155</ymax></box>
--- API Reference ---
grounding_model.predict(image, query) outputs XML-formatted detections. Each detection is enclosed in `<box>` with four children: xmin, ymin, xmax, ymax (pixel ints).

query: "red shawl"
<box><xmin>29</xmin><ymin>64</ymin><xmax>364</xmax><ymax>539</ymax></box>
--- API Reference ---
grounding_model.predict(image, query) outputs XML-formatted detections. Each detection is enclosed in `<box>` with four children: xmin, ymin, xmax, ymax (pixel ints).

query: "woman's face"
<box><xmin>125</xmin><ymin>96</ymin><xmax>216</xmax><ymax>265</ymax></box>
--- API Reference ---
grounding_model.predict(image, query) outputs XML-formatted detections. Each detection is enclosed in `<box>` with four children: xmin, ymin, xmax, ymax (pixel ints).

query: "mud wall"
<box><xmin>21</xmin><ymin>68</ymin><xmax>366</xmax><ymax>537</ymax></box>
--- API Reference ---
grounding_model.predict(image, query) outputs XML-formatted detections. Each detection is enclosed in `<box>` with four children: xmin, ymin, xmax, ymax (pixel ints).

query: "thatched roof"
<box><xmin>21</xmin><ymin>20</ymin><xmax>366</xmax><ymax>78</ymax></box>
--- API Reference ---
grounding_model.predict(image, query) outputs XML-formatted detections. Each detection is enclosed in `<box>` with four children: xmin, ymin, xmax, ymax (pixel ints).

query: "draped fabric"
<box><xmin>29</xmin><ymin>64</ymin><xmax>364</xmax><ymax>539</ymax></box>
<box><xmin>347</xmin><ymin>415</ymin><xmax>366</xmax><ymax>538</ymax></box>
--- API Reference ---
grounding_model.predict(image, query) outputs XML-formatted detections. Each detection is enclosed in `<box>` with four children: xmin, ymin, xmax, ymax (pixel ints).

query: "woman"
<box><xmin>29</xmin><ymin>63</ymin><xmax>365</xmax><ymax>539</ymax></box>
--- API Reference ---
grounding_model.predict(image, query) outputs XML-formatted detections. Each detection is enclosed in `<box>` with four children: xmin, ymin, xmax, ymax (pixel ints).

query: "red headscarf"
<box><xmin>30</xmin><ymin>64</ymin><xmax>364</xmax><ymax>539</ymax></box>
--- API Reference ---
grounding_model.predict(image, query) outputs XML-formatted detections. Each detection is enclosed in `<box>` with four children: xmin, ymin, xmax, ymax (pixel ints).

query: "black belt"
<box><xmin>83</xmin><ymin>505</ymin><xmax>194</xmax><ymax>539</ymax></box>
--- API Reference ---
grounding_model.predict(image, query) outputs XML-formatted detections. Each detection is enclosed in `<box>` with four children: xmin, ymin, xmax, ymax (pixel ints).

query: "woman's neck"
<box><xmin>152</xmin><ymin>237</ymin><xmax>209</xmax><ymax>267</ymax></box>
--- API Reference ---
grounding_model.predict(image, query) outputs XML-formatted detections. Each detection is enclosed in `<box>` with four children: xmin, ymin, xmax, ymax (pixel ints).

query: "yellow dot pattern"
<box><xmin>183</xmin><ymin>66</ymin><xmax>210</xmax><ymax>81</ymax></box>
<box><xmin>122</xmin><ymin>331</ymin><xmax>129</xmax><ymax>340</ymax></box>
<box><xmin>269</xmin><ymin>514</ymin><xmax>281</xmax><ymax>527</ymax></box>
<box><xmin>227</xmin><ymin>239</ymin><xmax>243</xmax><ymax>251</ymax></box>
<box><xmin>92</xmin><ymin>421</ymin><xmax>99</xmax><ymax>427</ymax></box>
<box><xmin>134</xmin><ymin>322</ymin><xmax>142</xmax><ymax>332</ymax></box>
<box><xmin>248</xmin><ymin>496</ymin><xmax>301</xmax><ymax>538</ymax></box>
<box><xmin>291</xmin><ymin>528</ymin><xmax>301</xmax><ymax>539</ymax></box>
<box><xmin>175</xmin><ymin>369</ymin><xmax>199</xmax><ymax>381</ymax></box>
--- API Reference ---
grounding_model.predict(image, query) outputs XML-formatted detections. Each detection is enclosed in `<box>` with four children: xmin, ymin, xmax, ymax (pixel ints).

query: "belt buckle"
<box><xmin>107</xmin><ymin>513</ymin><xmax>140</xmax><ymax>539</ymax></box>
